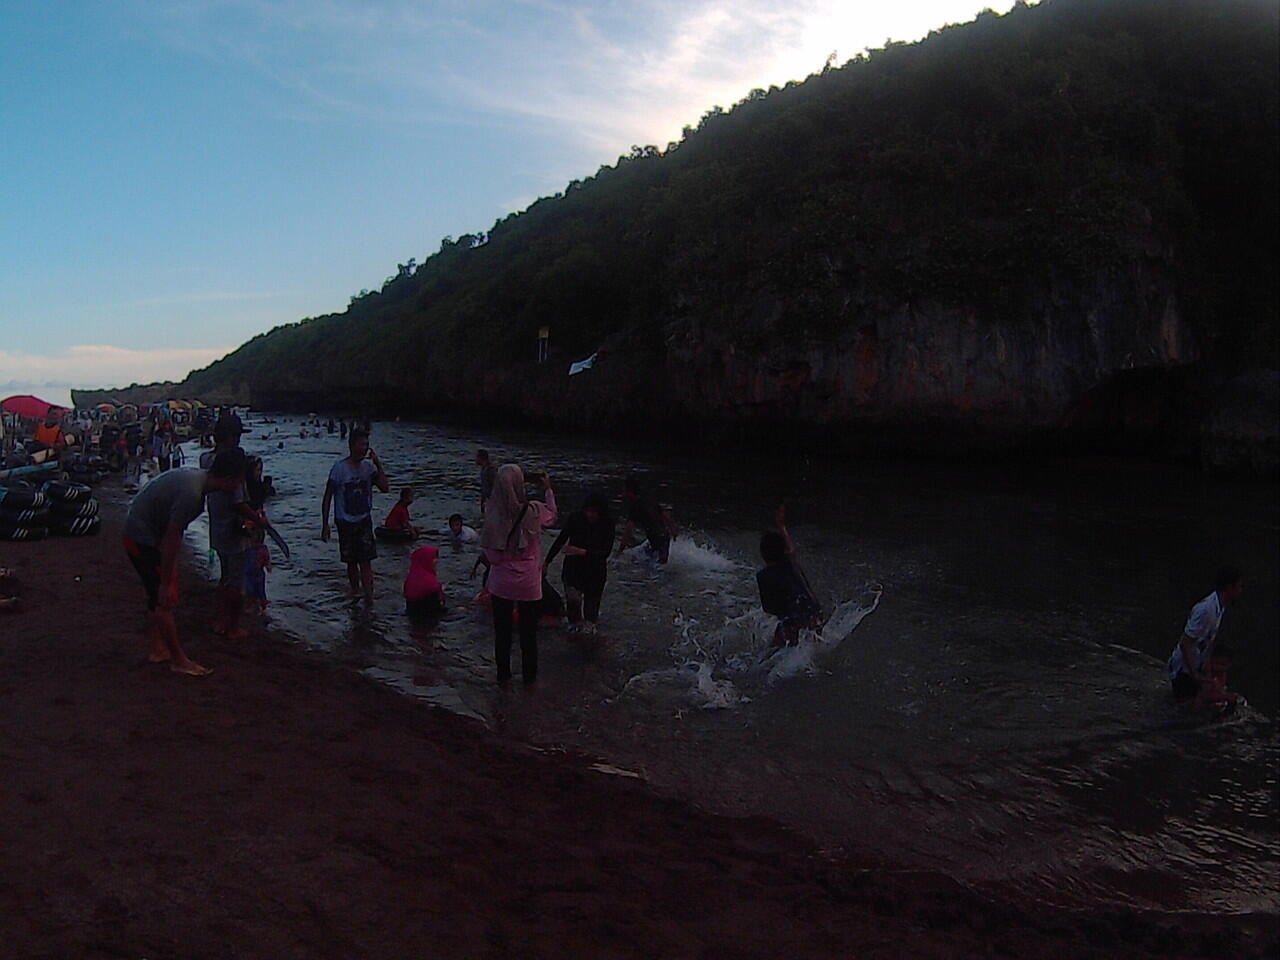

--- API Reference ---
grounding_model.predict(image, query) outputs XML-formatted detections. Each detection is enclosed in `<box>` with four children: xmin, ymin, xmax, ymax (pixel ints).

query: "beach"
<box><xmin>0</xmin><ymin>478</ymin><xmax>1273</xmax><ymax>960</ymax></box>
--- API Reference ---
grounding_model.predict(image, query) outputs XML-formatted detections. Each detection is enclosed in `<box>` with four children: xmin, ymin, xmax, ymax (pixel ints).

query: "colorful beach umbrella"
<box><xmin>1</xmin><ymin>395</ymin><xmax>64</xmax><ymax>420</ymax></box>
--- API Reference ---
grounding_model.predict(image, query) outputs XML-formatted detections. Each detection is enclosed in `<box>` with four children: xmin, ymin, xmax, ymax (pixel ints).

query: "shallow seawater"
<box><xmin>181</xmin><ymin>417</ymin><xmax>1278</xmax><ymax>915</ymax></box>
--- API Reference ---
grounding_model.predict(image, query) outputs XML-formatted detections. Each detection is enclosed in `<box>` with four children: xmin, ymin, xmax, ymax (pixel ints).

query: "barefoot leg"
<box><xmin>360</xmin><ymin>561</ymin><xmax>374</xmax><ymax>604</ymax></box>
<box><xmin>157</xmin><ymin>609</ymin><xmax>210</xmax><ymax>676</ymax></box>
<box><xmin>147</xmin><ymin>611</ymin><xmax>171</xmax><ymax>662</ymax></box>
<box><xmin>346</xmin><ymin>562</ymin><xmax>361</xmax><ymax>598</ymax></box>
<box><xmin>215</xmin><ymin>582</ymin><xmax>244</xmax><ymax>638</ymax></box>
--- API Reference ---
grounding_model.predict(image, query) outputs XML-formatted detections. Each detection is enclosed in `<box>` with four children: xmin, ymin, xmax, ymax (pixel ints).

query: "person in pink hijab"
<box><xmin>404</xmin><ymin>545</ymin><xmax>445</xmax><ymax>615</ymax></box>
<box><xmin>480</xmin><ymin>464</ymin><xmax>557</xmax><ymax>685</ymax></box>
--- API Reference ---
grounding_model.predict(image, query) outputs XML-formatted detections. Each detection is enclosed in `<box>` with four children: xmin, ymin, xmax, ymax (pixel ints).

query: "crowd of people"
<box><xmin>1</xmin><ymin>403</ymin><xmax>192</xmax><ymax>487</ymax></box>
<box><xmin>116</xmin><ymin>414</ymin><xmax>1248</xmax><ymax>707</ymax></box>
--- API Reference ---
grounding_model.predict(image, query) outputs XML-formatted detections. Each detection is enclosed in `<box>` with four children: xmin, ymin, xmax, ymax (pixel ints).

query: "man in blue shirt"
<box><xmin>321</xmin><ymin>428</ymin><xmax>389</xmax><ymax>602</ymax></box>
<box><xmin>1168</xmin><ymin>566</ymin><xmax>1244</xmax><ymax>700</ymax></box>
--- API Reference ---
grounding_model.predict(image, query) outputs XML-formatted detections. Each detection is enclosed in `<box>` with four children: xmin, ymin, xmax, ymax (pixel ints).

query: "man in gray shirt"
<box><xmin>199</xmin><ymin>415</ymin><xmax>257</xmax><ymax>639</ymax></box>
<box><xmin>122</xmin><ymin>450</ymin><xmax>246</xmax><ymax>676</ymax></box>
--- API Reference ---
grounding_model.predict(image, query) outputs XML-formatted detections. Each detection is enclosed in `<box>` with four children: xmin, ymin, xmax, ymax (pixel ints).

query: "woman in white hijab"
<box><xmin>480</xmin><ymin>464</ymin><xmax>557</xmax><ymax>684</ymax></box>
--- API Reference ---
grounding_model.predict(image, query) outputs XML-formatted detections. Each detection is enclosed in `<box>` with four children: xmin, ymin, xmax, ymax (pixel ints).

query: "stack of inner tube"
<box><xmin>0</xmin><ymin>485</ymin><xmax>50</xmax><ymax>541</ymax></box>
<box><xmin>43</xmin><ymin>481</ymin><xmax>101</xmax><ymax>536</ymax></box>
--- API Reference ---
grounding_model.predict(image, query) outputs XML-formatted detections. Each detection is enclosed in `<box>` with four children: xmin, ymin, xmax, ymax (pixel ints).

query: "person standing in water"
<box><xmin>481</xmin><ymin>465</ymin><xmax>557</xmax><ymax>686</ymax></box>
<box><xmin>122</xmin><ymin>450</ymin><xmax>247</xmax><ymax>676</ymax></box>
<box><xmin>199</xmin><ymin>415</ymin><xmax>258</xmax><ymax>640</ymax></box>
<box><xmin>617</xmin><ymin>473</ymin><xmax>677</xmax><ymax>565</ymax></box>
<box><xmin>756</xmin><ymin>503</ymin><xmax>822</xmax><ymax>647</ymax></box>
<box><xmin>476</xmin><ymin>448</ymin><xmax>496</xmax><ymax>515</ymax></box>
<box><xmin>1168</xmin><ymin>566</ymin><xmax>1243</xmax><ymax>700</ymax></box>
<box><xmin>321</xmin><ymin>428</ymin><xmax>389</xmax><ymax>602</ymax></box>
<box><xmin>544</xmin><ymin>492</ymin><xmax>615</xmax><ymax>635</ymax></box>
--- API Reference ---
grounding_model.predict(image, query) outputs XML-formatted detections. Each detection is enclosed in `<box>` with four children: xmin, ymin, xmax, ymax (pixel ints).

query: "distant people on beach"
<box><xmin>544</xmin><ymin>491</ymin><xmax>615</xmax><ymax>635</ymax></box>
<box><xmin>339</xmin><ymin>419</ymin><xmax>348</xmax><ymax>440</ymax></box>
<box><xmin>383</xmin><ymin>487</ymin><xmax>421</xmax><ymax>539</ymax></box>
<box><xmin>1168</xmin><ymin>566</ymin><xmax>1244</xmax><ymax>701</ymax></box>
<box><xmin>617</xmin><ymin>473</ymin><xmax>677</xmax><ymax>565</ymax></box>
<box><xmin>404</xmin><ymin>545</ymin><xmax>445</xmax><ymax>616</ymax></box>
<box><xmin>446</xmin><ymin>513</ymin><xmax>478</xmax><ymax>548</ymax></box>
<box><xmin>32</xmin><ymin>411</ymin><xmax>64</xmax><ymax>458</ymax></box>
<box><xmin>321</xmin><ymin>428</ymin><xmax>389</xmax><ymax>603</ymax></box>
<box><xmin>480</xmin><ymin>465</ymin><xmax>557</xmax><ymax>686</ymax></box>
<box><xmin>199</xmin><ymin>415</ymin><xmax>258</xmax><ymax>641</ymax></box>
<box><xmin>122</xmin><ymin>450</ymin><xmax>247</xmax><ymax>676</ymax></box>
<box><xmin>476</xmin><ymin>449</ymin><xmax>496</xmax><ymax>515</ymax></box>
<box><xmin>757</xmin><ymin>503</ymin><xmax>822</xmax><ymax>648</ymax></box>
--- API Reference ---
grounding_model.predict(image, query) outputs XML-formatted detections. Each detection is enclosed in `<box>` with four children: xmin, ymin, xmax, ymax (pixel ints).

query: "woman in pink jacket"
<box><xmin>480</xmin><ymin>464</ymin><xmax>557</xmax><ymax>685</ymax></box>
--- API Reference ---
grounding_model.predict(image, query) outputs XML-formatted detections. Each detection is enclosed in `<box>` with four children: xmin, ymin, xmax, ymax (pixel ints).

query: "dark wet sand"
<box><xmin>0</xmin><ymin>479</ymin><xmax>1273</xmax><ymax>959</ymax></box>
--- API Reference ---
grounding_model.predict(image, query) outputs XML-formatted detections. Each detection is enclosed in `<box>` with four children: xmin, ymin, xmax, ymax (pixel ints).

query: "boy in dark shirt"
<box><xmin>756</xmin><ymin>504</ymin><xmax>821</xmax><ymax>647</ymax></box>
<box><xmin>545</xmin><ymin>492</ymin><xmax>616</xmax><ymax>633</ymax></box>
<box><xmin>618</xmin><ymin>473</ymin><xmax>677</xmax><ymax>564</ymax></box>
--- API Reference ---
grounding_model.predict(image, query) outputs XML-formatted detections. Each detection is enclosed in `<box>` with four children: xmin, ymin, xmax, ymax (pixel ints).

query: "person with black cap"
<box><xmin>199</xmin><ymin>413</ymin><xmax>258</xmax><ymax>639</ymax></box>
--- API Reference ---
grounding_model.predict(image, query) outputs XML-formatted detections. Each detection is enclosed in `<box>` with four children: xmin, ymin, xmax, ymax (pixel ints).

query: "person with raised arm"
<box><xmin>321</xmin><ymin>428</ymin><xmax>390</xmax><ymax>603</ymax></box>
<box><xmin>480</xmin><ymin>465</ymin><xmax>557</xmax><ymax>686</ymax></box>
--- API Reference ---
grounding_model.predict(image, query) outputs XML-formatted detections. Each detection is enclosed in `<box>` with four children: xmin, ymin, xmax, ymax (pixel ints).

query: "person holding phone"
<box><xmin>321</xmin><ymin>428</ymin><xmax>390</xmax><ymax>603</ymax></box>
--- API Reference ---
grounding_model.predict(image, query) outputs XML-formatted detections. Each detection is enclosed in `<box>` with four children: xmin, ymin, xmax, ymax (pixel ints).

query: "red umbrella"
<box><xmin>1</xmin><ymin>395</ymin><xmax>65</xmax><ymax>420</ymax></box>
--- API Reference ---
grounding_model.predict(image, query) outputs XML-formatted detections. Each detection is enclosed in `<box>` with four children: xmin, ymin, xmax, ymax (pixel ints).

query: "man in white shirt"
<box><xmin>1168</xmin><ymin>566</ymin><xmax>1244</xmax><ymax>699</ymax></box>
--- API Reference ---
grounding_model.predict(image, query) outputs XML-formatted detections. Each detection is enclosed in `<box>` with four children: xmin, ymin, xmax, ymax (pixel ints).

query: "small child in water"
<box><xmin>447</xmin><ymin>513</ymin><xmax>478</xmax><ymax>547</ymax></box>
<box><xmin>383</xmin><ymin>487</ymin><xmax>420</xmax><ymax>538</ymax></box>
<box><xmin>756</xmin><ymin>504</ymin><xmax>821</xmax><ymax>647</ymax></box>
<box><xmin>1196</xmin><ymin>644</ymin><xmax>1241</xmax><ymax>711</ymax></box>
<box><xmin>244</xmin><ymin>526</ymin><xmax>272</xmax><ymax>616</ymax></box>
<box><xmin>405</xmin><ymin>545</ymin><xmax>445</xmax><ymax>615</ymax></box>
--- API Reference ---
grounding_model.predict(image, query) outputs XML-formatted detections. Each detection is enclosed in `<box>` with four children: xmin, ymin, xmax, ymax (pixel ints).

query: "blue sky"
<box><xmin>1</xmin><ymin>0</ymin><xmax>1015</xmax><ymax>405</ymax></box>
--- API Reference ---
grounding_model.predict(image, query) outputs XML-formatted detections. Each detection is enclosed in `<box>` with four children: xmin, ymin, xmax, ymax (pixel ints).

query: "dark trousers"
<box><xmin>565</xmin><ymin>573</ymin><xmax>605</xmax><ymax>624</ymax></box>
<box><xmin>492</xmin><ymin>596</ymin><xmax>539</xmax><ymax>683</ymax></box>
<box><xmin>1171</xmin><ymin>671</ymin><xmax>1198</xmax><ymax>700</ymax></box>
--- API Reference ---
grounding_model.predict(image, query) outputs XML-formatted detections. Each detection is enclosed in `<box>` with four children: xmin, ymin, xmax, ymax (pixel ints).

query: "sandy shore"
<box><xmin>0</xmin><ymin>477</ymin><xmax>1273</xmax><ymax>959</ymax></box>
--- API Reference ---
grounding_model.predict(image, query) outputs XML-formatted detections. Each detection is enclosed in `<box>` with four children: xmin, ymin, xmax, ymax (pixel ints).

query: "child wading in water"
<box><xmin>383</xmin><ymin>487</ymin><xmax>420</xmax><ymax>538</ymax></box>
<box><xmin>756</xmin><ymin>503</ymin><xmax>821</xmax><ymax>647</ymax></box>
<box><xmin>404</xmin><ymin>545</ymin><xmax>446</xmax><ymax>615</ymax></box>
<box><xmin>544</xmin><ymin>491</ymin><xmax>616</xmax><ymax>635</ymax></box>
<box><xmin>244</xmin><ymin>526</ymin><xmax>272</xmax><ymax>616</ymax></box>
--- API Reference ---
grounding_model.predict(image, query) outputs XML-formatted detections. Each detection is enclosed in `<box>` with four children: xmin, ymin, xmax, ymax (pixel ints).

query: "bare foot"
<box><xmin>170</xmin><ymin>659</ymin><xmax>213</xmax><ymax>676</ymax></box>
<box><xmin>148</xmin><ymin>650</ymin><xmax>172</xmax><ymax>663</ymax></box>
<box><xmin>223</xmin><ymin>628</ymin><xmax>250</xmax><ymax>640</ymax></box>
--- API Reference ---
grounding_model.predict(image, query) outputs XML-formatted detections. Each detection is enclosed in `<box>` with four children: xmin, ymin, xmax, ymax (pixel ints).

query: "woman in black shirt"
<box><xmin>545</xmin><ymin>492</ymin><xmax>616</xmax><ymax>634</ymax></box>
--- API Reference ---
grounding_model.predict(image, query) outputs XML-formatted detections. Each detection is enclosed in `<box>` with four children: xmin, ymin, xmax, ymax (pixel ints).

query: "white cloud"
<box><xmin>0</xmin><ymin>345</ymin><xmax>233</xmax><ymax>395</ymax></box>
<box><xmin>148</xmin><ymin>0</ymin><xmax>1021</xmax><ymax>166</ymax></box>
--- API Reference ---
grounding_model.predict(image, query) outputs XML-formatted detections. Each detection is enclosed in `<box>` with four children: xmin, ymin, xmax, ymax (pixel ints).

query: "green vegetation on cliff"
<box><xmin>185</xmin><ymin>0</ymin><xmax>1277</xmax><ymax>422</ymax></box>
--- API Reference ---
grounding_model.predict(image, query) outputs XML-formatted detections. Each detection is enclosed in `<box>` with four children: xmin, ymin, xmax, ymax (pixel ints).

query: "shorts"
<box><xmin>1171</xmin><ymin>671</ymin><xmax>1198</xmax><ymax>700</ymax></box>
<box><xmin>336</xmin><ymin>518</ymin><xmax>377</xmax><ymax>564</ymax></box>
<box><xmin>123</xmin><ymin>535</ymin><xmax>164</xmax><ymax>612</ymax></box>
<box><xmin>217</xmin><ymin>548</ymin><xmax>246</xmax><ymax>589</ymax></box>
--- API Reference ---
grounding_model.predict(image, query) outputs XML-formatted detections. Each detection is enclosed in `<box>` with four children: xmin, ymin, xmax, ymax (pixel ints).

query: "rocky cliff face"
<box><xmin>220</xmin><ymin>256</ymin><xmax>1274</xmax><ymax>475</ymax></box>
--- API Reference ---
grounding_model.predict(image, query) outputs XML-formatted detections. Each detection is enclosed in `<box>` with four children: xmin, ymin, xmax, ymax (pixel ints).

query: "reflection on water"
<box><xmin>181</xmin><ymin>417</ymin><xmax>1278</xmax><ymax>916</ymax></box>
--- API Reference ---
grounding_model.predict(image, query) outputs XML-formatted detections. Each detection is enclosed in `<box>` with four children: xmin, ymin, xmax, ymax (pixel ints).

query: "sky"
<box><xmin>0</xmin><ymin>0</ymin><xmax>1018</xmax><ymax>407</ymax></box>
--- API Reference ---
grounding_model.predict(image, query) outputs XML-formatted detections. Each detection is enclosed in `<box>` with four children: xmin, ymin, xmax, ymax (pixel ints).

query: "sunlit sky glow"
<box><xmin>0</xmin><ymin>0</ymin><xmax>1017</xmax><ymax>404</ymax></box>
